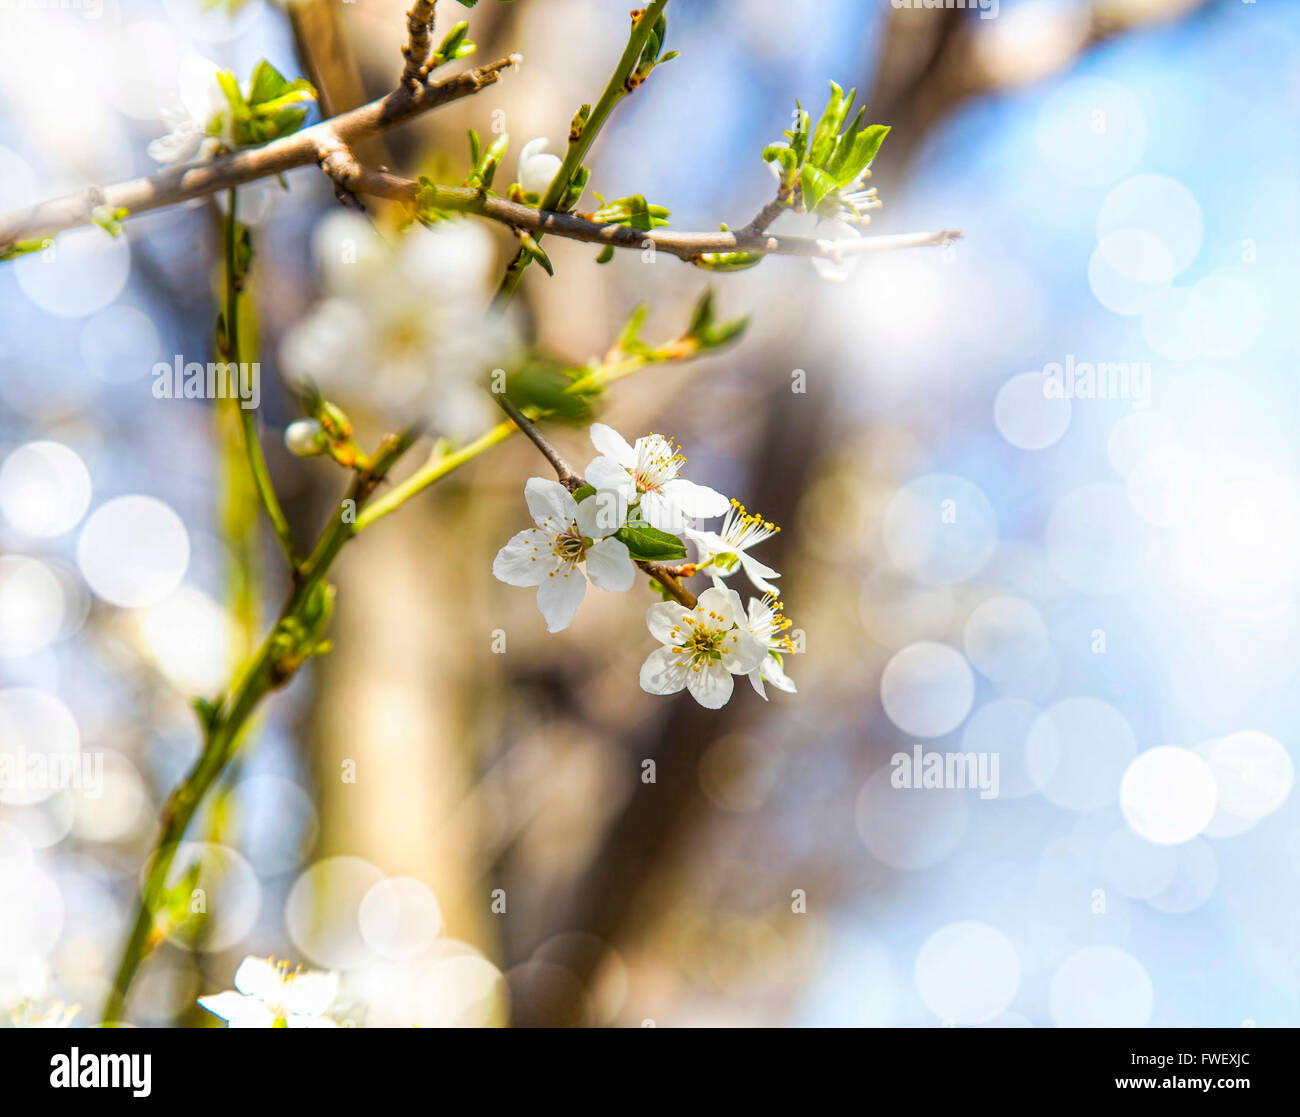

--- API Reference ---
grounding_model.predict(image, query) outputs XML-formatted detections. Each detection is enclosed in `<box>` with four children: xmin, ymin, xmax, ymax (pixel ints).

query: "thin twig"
<box><xmin>494</xmin><ymin>393</ymin><xmax>583</xmax><ymax>491</ymax></box>
<box><xmin>351</xmin><ymin>170</ymin><xmax>962</xmax><ymax>264</ymax></box>
<box><xmin>495</xmin><ymin>0</ymin><xmax>671</xmax><ymax>303</ymax></box>
<box><xmin>0</xmin><ymin>54</ymin><xmax>520</xmax><ymax>251</ymax></box>
<box><xmin>494</xmin><ymin>394</ymin><xmax>698</xmax><ymax>608</ymax></box>
<box><xmin>401</xmin><ymin>0</ymin><xmax>439</xmax><ymax>89</ymax></box>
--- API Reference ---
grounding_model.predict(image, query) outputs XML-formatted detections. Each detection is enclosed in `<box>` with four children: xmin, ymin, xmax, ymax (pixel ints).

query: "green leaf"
<box><xmin>694</xmin><ymin>251</ymin><xmax>764</xmax><ymax>273</ymax></box>
<box><xmin>595</xmin><ymin>245</ymin><xmax>615</xmax><ymax>264</ymax></box>
<box><xmin>845</xmin><ymin>124</ymin><xmax>890</xmax><ymax>180</ymax></box>
<box><xmin>572</xmin><ymin>484</ymin><xmax>597</xmax><ymax>503</ymax></box>
<box><xmin>517</xmin><ymin>231</ymin><xmax>554</xmax><ymax>276</ymax></box>
<box><xmin>616</xmin><ymin>522</ymin><xmax>687</xmax><ymax>562</ymax></box>
<box><xmin>800</xmin><ymin>164</ymin><xmax>837</xmax><ymax>212</ymax></box>
<box><xmin>248</xmin><ymin>59</ymin><xmax>287</xmax><ymax>106</ymax></box>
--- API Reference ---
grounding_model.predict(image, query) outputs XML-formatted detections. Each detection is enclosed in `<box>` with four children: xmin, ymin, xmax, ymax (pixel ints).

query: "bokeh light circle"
<box><xmin>15</xmin><ymin>226</ymin><xmax>130</xmax><ymax>318</ymax></box>
<box><xmin>0</xmin><ymin>557</ymin><xmax>65</xmax><ymax>658</ymax></box>
<box><xmin>1049</xmin><ymin>946</ymin><xmax>1153</xmax><ymax>1027</ymax></box>
<box><xmin>880</xmin><ymin>642</ymin><xmax>976</xmax><ymax>739</ymax></box>
<box><xmin>1045</xmin><ymin>483</ymin><xmax>1147</xmax><ymax>595</ymax></box>
<box><xmin>0</xmin><ymin>441</ymin><xmax>92</xmax><ymax>538</ymax></box>
<box><xmin>286</xmin><ymin>856</ymin><xmax>386</xmax><ymax>971</ymax></box>
<box><xmin>882</xmin><ymin>474</ymin><xmax>998</xmax><ymax>586</ymax></box>
<box><xmin>855</xmin><ymin>765</ymin><xmax>971</xmax><ymax>871</ymax></box>
<box><xmin>77</xmin><ymin>496</ymin><xmax>189</xmax><ymax>608</ymax></box>
<box><xmin>994</xmin><ymin>371</ymin><xmax>1072</xmax><ymax>451</ymax></box>
<box><xmin>358</xmin><ymin>877</ymin><xmax>444</xmax><ymax>961</ymax></box>
<box><xmin>915</xmin><ymin>921</ymin><xmax>1020</xmax><ymax>1025</ymax></box>
<box><xmin>1120</xmin><ymin>746</ymin><xmax>1217</xmax><ymax>845</ymax></box>
<box><xmin>1027</xmin><ymin>697</ymin><xmax>1137</xmax><ymax>811</ymax></box>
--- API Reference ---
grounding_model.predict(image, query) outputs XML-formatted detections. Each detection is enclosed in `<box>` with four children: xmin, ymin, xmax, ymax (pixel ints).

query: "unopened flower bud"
<box><xmin>284</xmin><ymin>418</ymin><xmax>324</xmax><ymax>457</ymax></box>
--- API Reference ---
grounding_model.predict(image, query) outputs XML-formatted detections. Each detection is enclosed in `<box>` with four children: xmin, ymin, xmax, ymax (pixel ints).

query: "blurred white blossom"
<box><xmin>147</xmin><ymin>56</ymin><xmax>232</xmax><ymax>167</ymax></box>
<box><xmin>280</xmin><ymin>213</ymin><xmax>510</xmax><ymax>438</ymax></box>
<box><xmin>198</xmin><ymin>956</ymin><xmax>340</xmax><ymax>1028</ymax></box>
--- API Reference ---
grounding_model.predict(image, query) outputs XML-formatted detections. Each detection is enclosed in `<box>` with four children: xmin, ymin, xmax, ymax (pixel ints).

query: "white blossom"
<box><xmin>517</xmin><ymin>137</ymin><xmax>563</xmax><ymax>198</ymax></box>
<box><xmin>147</xmin><ymin>56</ymin><xmax>232</xmax><ymax>167</ymax></box>
<box><xmin>742</xmin><ymin>592</ymin><xmax>798</xmax><ymax>699</ymax></box>
<box><xmin>584</xmin><ymin>423</ymin><xmax>729</xmax><ymax>533</ymax></box>
<box><xmin>198</xmin><ymin>956</ymin><xmax>340</xmax><ymax>1028</ymax></box>
<box><xmin>685</xmin><ymin>498</ymin><xmax>782</xmax><ymax>594</ymax></box>
<box><xmin>639</xmin><ymin>585</ymin><xmax>765</xmax><ymax>709</ymax></box>
<box><xmin>493</xmin><ymin>477</ymin><xmax>636</xmax><ymax>632</ymax></box>
<box><xmin>280</xmin><ymin>213</ymin><xmax>510</xmax><ymax>439</ymax></box>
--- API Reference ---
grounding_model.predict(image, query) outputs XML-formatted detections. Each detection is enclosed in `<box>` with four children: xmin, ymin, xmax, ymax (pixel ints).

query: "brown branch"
<box><xmin>401</xmin><ymin>0</ymin><xmax>439</xmax><ymax>89</ymax></box>
<box><xmin>349</xmin><ymin>168</ymin><xmax>961</xmax><ymax>265</ymax></box>
<box><xmin>494</xmin><ymin>394</ymin><xmax>583</xmax><ymax>491</ymax></box>
<box><xmin>314</xmin><ymin>134</ymin><xmax>367</xmax><ymax>210</ymax></box>
<box><xmin>0</xmin><ymin>54</ymin><xmax>521</xmax><ymax>251</ymax></box>
<box><xmin>495</xmin><ymin>394</ymin><xmax>698</xmax><ymax>609</ymax></box>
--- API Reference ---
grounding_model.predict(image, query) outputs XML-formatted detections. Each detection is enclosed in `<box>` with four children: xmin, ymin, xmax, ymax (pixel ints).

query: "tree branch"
<box><xmin>401</xmin><ymin>0</ymin><xmax>440</xmax><ymax>89</ymax></box>
<box><xmin>354</xmin><ymin>170</ymin><xmax>962</xmax><ymax>264</ymax></box>
<box><xmin>0</xmin><ymin>54</ymin><xmax>521</xmax><ymax>251</ymax></box>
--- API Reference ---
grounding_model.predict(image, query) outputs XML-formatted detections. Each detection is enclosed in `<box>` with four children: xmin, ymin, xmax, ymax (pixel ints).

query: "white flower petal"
<box><xmin>662</xmin><ymin>478</ymin><xmax>731</xmax><ymax>521</ymax></box>
<box><xmin>536</xmin><ymin>567</ymin><xmax>587</xmax><ymax>632</ymax></box>
<box><xmin>696</xmin><ymin>585</ymin><xmax>741</xmax><ymax>628</ymax></box>
<box><xmin>646</xmin><ymin>601</ymin><xmax>691</xmax><ymax>645</ymax></box>
<box><xmin>233</xmin><ymin>956</ymin><xmax>283</xmax><ymax>1001</ymax></box>
<box><xmin>585</xmin><ymin>536</ymin><xmax>635</xmax><ymax>592</ymax></box>
<box><xmin>749</xmin><ymin>668</ymin><xmax>769</xmax><ymax>700</ymax></box>
<box><xmin>282</xmin><ymin>971</ymin><xmax>339</xmax><ymax>1018</ymax></box>
<box><xmin>639</xmin><ymin>646</ymin><xmax>689</xmax><ymax>696</ymax></box>
<box><xmin>198</xmin><ymin>992</ymin><xmax>276</xmax><ymax>1028</ymax></box>
<box><xmin>637</xmin><ymin>489</ymin><xmax>680</xmax><ymax>533</ymax></box>
<box><xmin>147</xmin><ymin>128</ymin><xmax>204</xmax><ymax>166</ymax></box>
<box><xmin>761</xmin><ymin>654</ymin><xmax>797</xmax><ymax>694</ymax></box>
<box><xmin>720</xmin><ymin>628</ymin><xmax>766</xmax><ymax>675</ymax></box>
<box><xmin>518</xmin><ymin>137</ymin><xmax>562</xmax><ymax>197</ymax></box>
<box><xmin>589</xmin><ymin>423</ymin><xmax>636</xmax><ymax>466</ymax></box>
<box><xmin>574</xmin><ymin>490</ymin><xmax>625</xmax><ymax>538</ymax></box>
<box><xmin>178</xmin><ymin>55</ymin><xmax>224</xmax><ymax>125</ymax></box>
<box><xmin>524</xmin><ymin>477</ymin><xmax>576</xmax><ymax>531</ymax></box>
<box><xmin>686</xmin><ymin>661</ymin><xmax>735</xmax><ymax>709</ymax></box>
<box><xmin>585</xmin><ymin>456</ymin><xmax>637</xmax><ymax>504</ymax></box>
<box><xmin>738</xmin><ymin>552</ymin><xmax>781</xmax><ymax>594</ymax></box>
<box><xmin>493</xmin><ymin>529</ymin><xmax>552</xmax><ymax>587</ymax></box>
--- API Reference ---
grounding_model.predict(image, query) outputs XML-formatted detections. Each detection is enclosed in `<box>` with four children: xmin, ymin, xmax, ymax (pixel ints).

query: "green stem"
<box><xmin>224</xmin><ymin>187</ymin><xmax>299</xmax><ymax>570</ymax></box>
<box><xmin>102</xmin><ymin>433</ymin><xmax>413</xmax><ymax>1025</ymax></box>
<box><xmin>493</xmin><ymin>0</ymin><xmax>670</xmax><ymax>305</ymax></box>
<box><xmin>355</xmin><ymin>421</ymin><xmax>514</xmax><ymax>531</ymax></box>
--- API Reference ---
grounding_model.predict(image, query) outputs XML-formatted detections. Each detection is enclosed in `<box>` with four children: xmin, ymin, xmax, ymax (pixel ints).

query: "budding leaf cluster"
<box><xmin>221</xmin><ymin>60</ymin><xmax>317</xmax><ymax>147</ymax></box>
<box><xmin>764</xmin><ymin>82</ymin><xmax>889</xmax><ymax>220</ymax></box>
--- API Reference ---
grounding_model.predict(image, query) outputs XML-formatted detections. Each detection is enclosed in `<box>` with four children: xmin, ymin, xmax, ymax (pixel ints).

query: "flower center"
<box><xmin>552</xmin><ymin>524</ymin><xmax>587</xmax><ymax>565</ymax></box>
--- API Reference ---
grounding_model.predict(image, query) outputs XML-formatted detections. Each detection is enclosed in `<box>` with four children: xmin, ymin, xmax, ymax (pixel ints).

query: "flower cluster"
<box><xmin>280</xmin><ymin>212</ymin><xmax>511</xmax><ymax>439</ymax></box>
<box><xmin>494</xmin><ymin>423</ymin><xmax>799</xmax><ymax>708</ymax></box>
